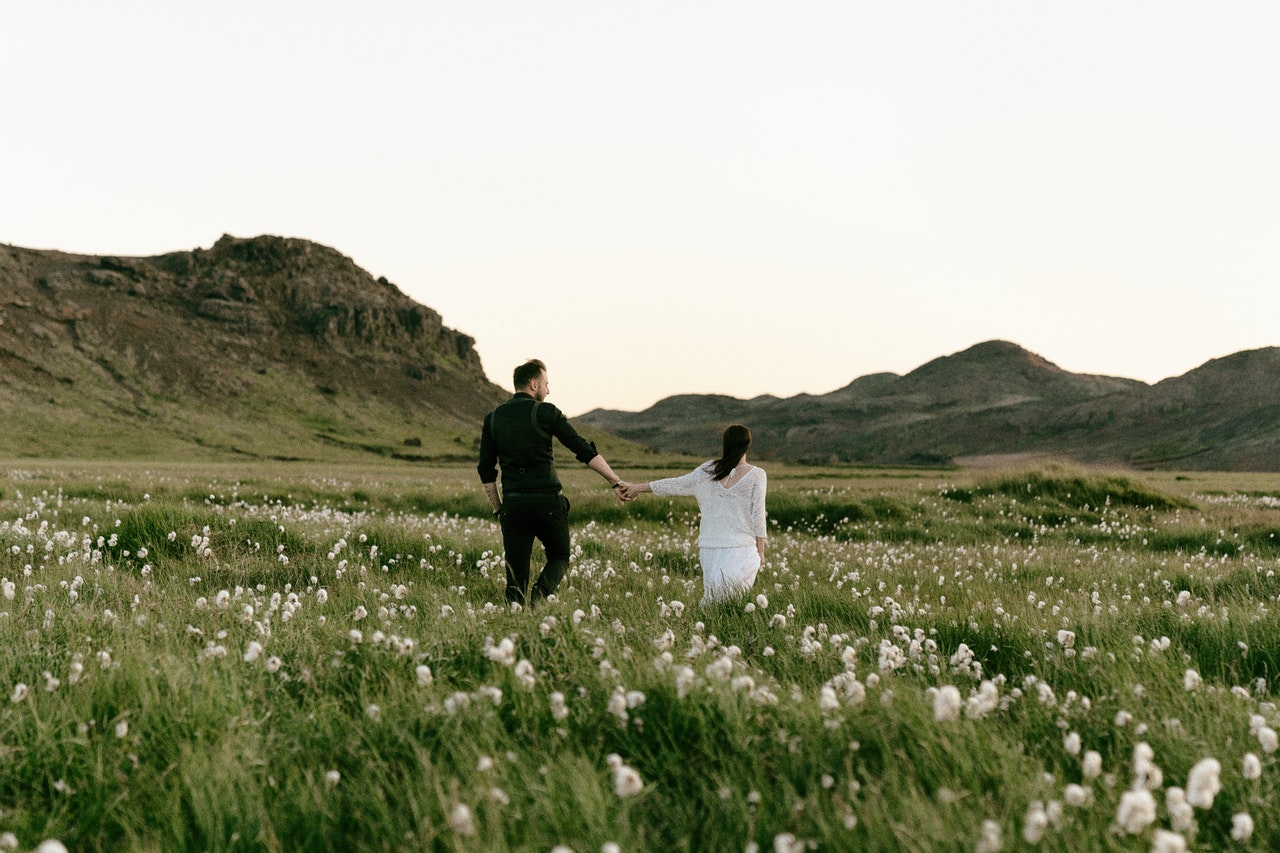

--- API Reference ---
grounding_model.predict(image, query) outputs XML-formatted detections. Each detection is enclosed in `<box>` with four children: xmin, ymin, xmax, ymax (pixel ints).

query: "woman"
<box><xmin>621</xmin><ymin>424</ymin><xmax>767</xmax><ymax>605</ymax></box>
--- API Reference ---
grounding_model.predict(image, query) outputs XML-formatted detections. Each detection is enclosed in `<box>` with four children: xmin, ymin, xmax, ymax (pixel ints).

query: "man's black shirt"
<box><xmin>477</xmin><ymin>393</ymin><xmax>599</xmax><ymax>494</ymax></box>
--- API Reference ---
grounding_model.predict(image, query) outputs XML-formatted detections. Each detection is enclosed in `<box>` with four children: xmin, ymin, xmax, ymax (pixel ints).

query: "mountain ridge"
<box><xmin>577</xmin><ymin>340</ymin><xmax>1280</xmax><ymax>471</ymax></box>
<box><xmin>3</xmin><ymin>235</ymin><xmax>1277</xmax><ymax>470</ymax></box>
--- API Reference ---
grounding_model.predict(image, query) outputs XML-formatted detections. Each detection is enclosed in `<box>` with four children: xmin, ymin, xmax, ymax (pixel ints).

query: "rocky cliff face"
<box><xmin>0</xmin><ymin>234</ymin><xmax>507</xmax><ymax>459</ymax></box>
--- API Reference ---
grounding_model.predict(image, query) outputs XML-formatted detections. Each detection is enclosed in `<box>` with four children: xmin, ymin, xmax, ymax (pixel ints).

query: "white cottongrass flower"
<box><xmin>9</xmin><ymin>683</ymin><xmax>28</xmax><ymax>703</ymax></box>
<box><xmin>974</xmin><ymin>819</ymin><xmax>1001</xmax><ymax>853</ymax></box>
<box><xmin>448</xmin><ymin>802</ymin><xmax>476</xmax><ymax>835</ymax></box>
<box><xmin>933</xmin><ymin>685</ymin><xmax>962</xmax><ymax>722</ymax></box>
<box><xmin>1185</xmin><ymin>757</ymin><xmax>1221</xmax><ymax>809</ymax></box>
<box><xmin>514</xmin><ymin>659</ymin><xmax>537</xmax><ymax>690</ymax></box>
<box><xmin>34</xmin><ymin>842</ymin><xmax>69</xmax><ymax>853</ymax></box>
<box><xmin>550</xmin><ymin>691</ymin><xmax>569</xmax><ymax>721</ymax></box>
<box><xmin>416</xmin><ymin>665</ymin><xmax>433</xmax><ymax>687</ymax></box>
<box><xmin>1165</xmin><ymin>787</ymin><xmax>1195</xmax><ymax>833</ymax></box>
<box><xmin>606</xmin><ymin>754</ymin><xmax>644</xmax><ymax>797</ymax></box>
<box><xmin>115</xmin><ymin>720</ymin><xmax>129</xmax><ymax>738</ymax></box>
<box><xmin>1182</xmin><ymin>669</ymin><xmax>1201</xmax><ymax>691</ymax></box>
<box><xmin>244</xmin><ymin>641</ymin><xmax>264</xmax><ymax>663</ymax></box>
<box><xmin>325</xmin><ymin>770</ymin><xmax>340</xmax><ymax>786</ymax></box>
<box><xmin>0</xmin><ymin>833</ymin><xmax>17</xmax><ymax>850</ymax></box>
<box><xmin>1231</xmin><ymin>812</ymin><xmax>1254</xmax><ymax>841</ymax></box>
<box><xmin>1022</xmin><ymin>800</ymin><xmax>1048</xmax><ymax>843</ymax></box>
<box><xmin>1256</xmin><ymin>726</ymin><xmax>1279</xmax><ymax>754</ymax></box>
<box><xmin>477</xmin><ymin>755</ymin><xmax>495</xmax><ymax>772</ymax></box>
<box><xmin>486</xmin><ymin>637</ymin><xmax>517</xmax><ymax>666</ymax></box>
<box><xmin>1114</xmin><ymin>789</ymin><xmax>1157</xmax><ymax>834</ymax></box>
<box><xmin>606</xmin><ymin>687</ymin><xmax>629</xmax><ymax>724</ymax></box>
<box><xmin>1243</xmin><ymin>752</ymin><xmax>1262</xmax><ymax>780</ymax></box>
<box><xmin>1062</xmin><ymin>784</ymin><xmax>1091</xmax><ymax>807</ymax></box>
<box><xmin>1131</xmin><ymin>742</ymin><xmax>1162</xmax><ymax>789</ymax></box>
<box><xmin>365</xmin><ymin>704</ymin><xmax>381</xmax><ymax>722</ymax></box>
<box><xmin>1149</xmin><ymin>830</ymin><xmax>1187</xmax><ymax>853</ymax></box>
<box><xmin>1082</xmin><ymin>750</ymin><xmax>1102</xmax><ymax>779</ymax></box>
<box><xmin>265</xmin><ymin>656</ymin><xmax>282</xmax><ymax>673</ymax></box>
<box><xmin>1063</xmin><ymin>731</ymin><xmax>1081</xmax><ymax>755</ymax></box>
<box><xmin>773</xmin><ymin>833</ymin><xmax>804</xmax><ymax>853</ymax></box>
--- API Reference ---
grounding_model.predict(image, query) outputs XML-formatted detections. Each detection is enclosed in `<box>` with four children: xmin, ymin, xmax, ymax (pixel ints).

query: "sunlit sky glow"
<box><xmin>5</xmin><ymin>2</ymin><xmax>1277</xmax><ymax>416</ymax></box>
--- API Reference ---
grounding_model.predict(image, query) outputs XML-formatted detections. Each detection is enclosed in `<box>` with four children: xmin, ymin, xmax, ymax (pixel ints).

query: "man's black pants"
<box><xmin>499</xmin><ymin>492</ymin><xmax>570</xmax><ymax>605</ymax></box>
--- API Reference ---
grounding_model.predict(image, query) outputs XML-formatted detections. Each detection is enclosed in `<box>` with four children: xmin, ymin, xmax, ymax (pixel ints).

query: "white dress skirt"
<box><xmin>698</xmin><ymin>545</ymin><xmax>761</xmax><ymax>606</ymax></box>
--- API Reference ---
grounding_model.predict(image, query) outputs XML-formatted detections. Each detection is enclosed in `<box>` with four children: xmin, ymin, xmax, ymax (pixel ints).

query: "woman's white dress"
<box><xmin>649</xmin><ymin>463</ymin><xmax>767</xmax><ymax>605</ymax></box>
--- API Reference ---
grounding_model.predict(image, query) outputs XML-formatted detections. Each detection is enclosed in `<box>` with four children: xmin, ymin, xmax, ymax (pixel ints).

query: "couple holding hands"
<box><xmin>478</xmin><ymin>359</ymin><xmax>767</xmax><ymax>609</ymax></box>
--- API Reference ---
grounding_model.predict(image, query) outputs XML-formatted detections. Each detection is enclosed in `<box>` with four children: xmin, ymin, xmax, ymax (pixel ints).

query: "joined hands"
<box><xmin>619</xmin><ymin>482</ymin><xmax>644</xmax><ymax>502</ymax></box>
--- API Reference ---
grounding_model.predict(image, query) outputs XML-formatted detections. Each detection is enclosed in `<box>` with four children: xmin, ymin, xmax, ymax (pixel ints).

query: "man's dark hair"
<box><xmin>513</xmin><ymin>359</ymin><xmax>547</xmax><ymax>390</ymax></box>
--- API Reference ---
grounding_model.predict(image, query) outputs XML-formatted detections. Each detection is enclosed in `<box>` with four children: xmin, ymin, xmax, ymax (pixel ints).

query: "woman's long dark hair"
<box><xmin>708</xmin><ymin>424</ymin><xmax>752</xmax><ymax>481</ymax></box>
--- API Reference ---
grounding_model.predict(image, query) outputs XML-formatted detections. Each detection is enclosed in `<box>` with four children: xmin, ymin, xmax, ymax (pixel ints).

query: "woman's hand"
<box><xmin>620</xmin><ymin>482</ymin><xmax>648</xmax><ymax>502</ymax></box>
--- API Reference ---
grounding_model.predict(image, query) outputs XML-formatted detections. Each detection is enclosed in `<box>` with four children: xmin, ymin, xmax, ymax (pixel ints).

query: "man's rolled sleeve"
<box><xmin>545</xmin><ymin>406</ymin><xmax>600</xmax><ymax>464</ymax></box>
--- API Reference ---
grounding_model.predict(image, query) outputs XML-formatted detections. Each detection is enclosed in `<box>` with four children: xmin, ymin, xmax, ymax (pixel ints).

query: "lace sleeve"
<box><xmin>751</xmin><ymin>468</ymin><xmax>768</xmax><ymax>538</ymax></box>
<box><xmin>650</xmin><ymin>464</ymin><xmax>711</xmax><ymax>497</ymax></box>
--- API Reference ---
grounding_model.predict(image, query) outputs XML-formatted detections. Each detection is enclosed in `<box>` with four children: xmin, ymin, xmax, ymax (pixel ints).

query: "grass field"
<box><xmin>2</xmin><ymin>459</ymin><xmax>1279</xmax><ymax>852</ymax></box>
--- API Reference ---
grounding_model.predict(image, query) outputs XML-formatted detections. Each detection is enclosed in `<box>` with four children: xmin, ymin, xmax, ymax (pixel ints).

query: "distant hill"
<box><xmin>577</xmin><ymin>340</ymin><xmax>1280</xmax><ymax>471</ymax></box>
<box><xmin>5</xmin><ymin>236</ymin><xmax>1276</xmax><ymax>470</ymax></box>
<box><xmin>0</xmin><ymin>234</ymin><xmax>509</xmax><ymax>460</ymax></box>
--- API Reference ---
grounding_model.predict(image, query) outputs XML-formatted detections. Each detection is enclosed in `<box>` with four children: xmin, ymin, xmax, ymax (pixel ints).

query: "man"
<box><xmin>477</xmin><ymin>359</ymin><xmax>628</xmax><ymax>607</ymax></box>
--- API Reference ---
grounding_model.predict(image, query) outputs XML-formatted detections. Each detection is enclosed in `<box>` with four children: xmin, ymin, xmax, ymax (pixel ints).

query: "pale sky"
<box><xmin>4</xmin><ymin>2</ymin><xmax>1277</xmax><ymax>416</ymax></box>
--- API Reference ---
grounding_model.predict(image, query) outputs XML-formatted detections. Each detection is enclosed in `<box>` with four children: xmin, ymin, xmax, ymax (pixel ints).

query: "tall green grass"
<box><xmin>1</xmin><ymin>462</ymin><xmax>1278</xmax><ymax>850</ymax></box>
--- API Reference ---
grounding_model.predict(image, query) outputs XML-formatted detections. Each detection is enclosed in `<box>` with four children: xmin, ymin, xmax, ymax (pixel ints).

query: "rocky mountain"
<box><xmin>577</xmin><ymin>341</ymin><xmax>1280</xmax><ymax>471</ymax></box>
<box><xmin>0</xmin><ymin>234</ymin><xmax>508</xmax><ymax>460</ymax></box>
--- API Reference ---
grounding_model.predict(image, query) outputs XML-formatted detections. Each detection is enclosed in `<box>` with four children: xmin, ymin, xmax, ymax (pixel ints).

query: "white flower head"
<box><xmin>1150</xmin><ymin>829</ymin><xmax>1187</xmax><ymax>853</ymax></box>
<box><xmin>1231</xmin><ymin>812</ymin><xmax>1254</xmax><ymax>841</ymax></box>
<box><xmin>610</xmin><ymin>757</ymin><xmax>643</xmax><ymax>797</ymax></box>
<box><xmin>1257</xmin><ymin>726</ymin><xmax>1279</xmax><ymax>754</ymax></box>
<box><xmin>1063</xmin><ymin>784</ymin><xmax>1091</xmax><ymax>807</ymax></box>
<box><xmin>34</xmin><ymin>842</ymin><xmax>69</xmax><ymax>853</ymax></box>
<box><xmin>975</xmin><ymin>819</ymin><xmax>1001</xmax><ymax>853</ymax></box>
<box><xmin>448</xmin><ymin>803</ymin><xmax>476</xmax><ymax>835</ymax></box>
<box><xmin>1115</xmin><ymin>789</ymin><xmax>1157</xmax><ymax>835</ymax></box>
<box><xmin>1185</xmin><ymin>757</ymin><xmax>1221</xmax><ymax>809</ymax></box>
<box><xmin>1165</xmin><ymin>787</ymin><xmax>1195</xmax><ymax>833</ymax></box>
<box><xmin>933</xmin><ymin>685</ymin><xmax>962</xmax><ymax>722</ymax></box>
<box><xmin>1022</xmin><ymin>800</ymin><xmax>1048</xmax><ymax>843</ymax></box>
